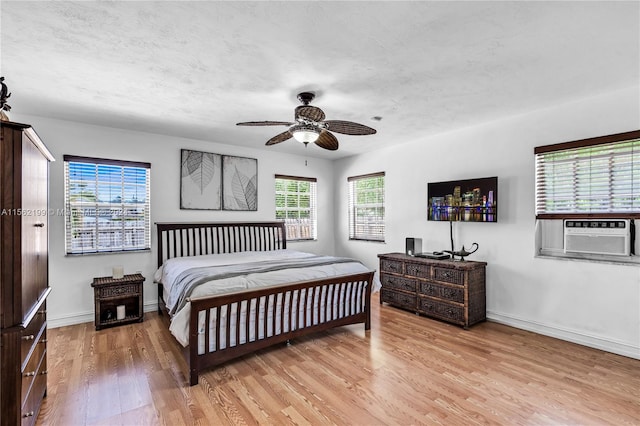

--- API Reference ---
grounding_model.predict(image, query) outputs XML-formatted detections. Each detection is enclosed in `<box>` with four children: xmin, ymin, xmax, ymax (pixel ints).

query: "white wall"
<box><xmin>10</xmin><ymin>113</ymin><xmax>337</xmax><ymax>328</ymax></box>
<box><xmin>333</xmin><ymin>86</ymin><xmax>640</xmax><ymax>359</ymax></box>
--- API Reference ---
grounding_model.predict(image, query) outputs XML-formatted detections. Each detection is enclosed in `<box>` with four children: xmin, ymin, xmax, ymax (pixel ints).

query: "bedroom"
<box><xmin>1</xmin><ymin>1</ymin><xmax>638</xmax><ymax>425</ymax></box>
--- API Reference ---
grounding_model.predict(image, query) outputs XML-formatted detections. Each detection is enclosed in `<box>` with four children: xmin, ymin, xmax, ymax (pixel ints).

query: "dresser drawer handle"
<box><xmin>41</xmin><ymin>370</ymin><xmax>48</xmax><ymax>375</ymax></box>
<box><xmin>38</xmin><ymin>310</ymin><xmax>47</xmax><ymax>315</ymax></box>
<box><xmin>40</xmin><ymin>339</ymin><xmax>48</xmax><ymax>344</ymax></box>
<box><xmin>22</xmin><ymin>334</ymin><xmax>35</xmax><ymax>341</ymax></box>
<box><xmin>442</xmin><ymin>272</ymin><xmax>451</xmax><ymax>278</ymax></box>
<box><xmin>24</xmin><ymin>371</ymin><xmax>36</xmax><ymax>377</ymax></box>
<box><xmin>22</xmin><ymin>412</ymin><xmax>35</xmax><ymax>418</ymax></box>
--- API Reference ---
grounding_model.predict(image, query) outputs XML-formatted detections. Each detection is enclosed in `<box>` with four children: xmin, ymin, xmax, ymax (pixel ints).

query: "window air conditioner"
<box><xmin>564</xmin><ymin>219</ymin><xmax>632</xmax><ymax>256</ymax></box>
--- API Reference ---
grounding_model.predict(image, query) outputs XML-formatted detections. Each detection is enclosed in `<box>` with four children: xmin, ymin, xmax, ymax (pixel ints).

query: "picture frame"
<box><xmin>222</xmin><ymin>155</ymin><xmax>258</xmax><ymax>211</ymax></box>
<box><xmin>180</xmin><ymin>149</ymin><xmax>222</xmax><ymax>210</ymax></box>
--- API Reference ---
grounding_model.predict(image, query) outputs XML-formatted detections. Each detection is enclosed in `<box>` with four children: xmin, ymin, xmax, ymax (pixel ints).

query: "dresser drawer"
<box><xmin>419</xmin><ymin>281</ymin><xmax>464</xmax><ymax>303</ymax></box>
<box><xmin>433</xmin><ymin>267</ymin><xmax>465</xmax><ymax>286</ymax></box>
<box><xmin>381</xmin><ymin>288</ymin><xmax>416</xmax><ymax>310</ymax></box>
<box><xmin>21</xmin><ymin>335</ymin><xmax>46</xmax><ymax>407</ymax></box>
<box><xmin>405</xmin><ymin>262</ymin><xmax>430</xmax><ymax>278</ymax></box>
<box><xmin>381</xmin><ymin>273</ymin><xmax>416</xmax><ymax>292</ymax></box>
<box><xmin>380</xmin><ymin>259</ymin><xmax>403</xmax><ymax>274</ymax></box>
<box><xmin>418</xmin><ymin>297</ymin><xmax>464</xmax><ymax>324</ymax></box>
<box><xmin>21</xmin><ymin>311</ymin><xmax>46</xmax><ymax>368</ymax></box>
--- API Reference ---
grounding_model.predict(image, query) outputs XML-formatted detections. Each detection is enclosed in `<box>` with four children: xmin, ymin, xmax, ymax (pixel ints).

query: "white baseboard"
<box><xmin>48</xmin><ymin>302</ymin><xmax>159</xmax><ymax>329</ymax></box>
<box><xmin>487</xmin><ymin>311</ymin><xmax>640</xmax><ymax>360</ymax></box>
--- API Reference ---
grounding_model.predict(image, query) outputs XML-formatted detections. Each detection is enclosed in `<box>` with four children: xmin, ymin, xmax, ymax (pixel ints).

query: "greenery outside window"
<box><xmin>275</xmin><ymin>174</ymin><xmax>317</xmax><ymax>241</ymax></box>
<box><xmin>64</xmin><ymin>155</ymin><xmax>151</xmax><ymax>254</ymax></box>
<box><xmin>348</xmin><ymin>172</ymin><xmax>385</xmax><ymax>241</ymax></box>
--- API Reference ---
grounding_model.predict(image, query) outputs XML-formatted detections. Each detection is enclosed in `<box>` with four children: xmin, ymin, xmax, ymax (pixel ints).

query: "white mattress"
<box><xmin>154</xmin><ymin>249</ymin><xmax>380</xmax><ymax>348</ymax></box>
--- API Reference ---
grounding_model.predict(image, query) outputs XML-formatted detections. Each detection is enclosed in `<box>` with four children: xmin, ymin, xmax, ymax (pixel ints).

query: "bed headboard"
<box><xmin>156</xmin><ymin>221</ymin><xmax>287</xmax><ymax>267</ymax></box>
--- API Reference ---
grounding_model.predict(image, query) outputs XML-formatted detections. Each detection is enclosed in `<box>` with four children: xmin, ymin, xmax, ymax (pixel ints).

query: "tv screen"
<box><xmin>428</xmin><ymin>176</ymin><xmax>498</xmax><ymax>222</ymax></box>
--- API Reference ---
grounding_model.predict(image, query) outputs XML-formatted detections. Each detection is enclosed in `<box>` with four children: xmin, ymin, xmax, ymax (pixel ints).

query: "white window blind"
<box><xmin>275</xmin><ymin>174</ymin><xmax>317</xmax><ymax>241</ymax></box>
<box><xmin>64</xmin><ymin>155</ymin><xmax>151</xmax><ymax>254</ymax></box>
<box><xmin>535</xmin><ymin>131</ymin><xmax>640</xmax><ymax>218</ymax></box>
<box><xmin>348</xmin><ymin>172</ymin><xmax>385</xmax><ymax>241</ymax></box>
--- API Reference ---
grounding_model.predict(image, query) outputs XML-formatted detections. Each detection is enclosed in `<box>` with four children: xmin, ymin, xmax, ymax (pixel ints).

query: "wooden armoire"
<box><xmin>1</xmin><ymin>120</ymin><xmax>54</xmax><ymax>425</ymax></box>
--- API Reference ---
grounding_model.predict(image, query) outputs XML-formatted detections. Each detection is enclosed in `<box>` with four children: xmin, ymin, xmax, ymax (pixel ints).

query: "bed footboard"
<box><xmin>187</xmin><ymin>271</ymin><xmax>373</xmax><ymax>385</ymax></box>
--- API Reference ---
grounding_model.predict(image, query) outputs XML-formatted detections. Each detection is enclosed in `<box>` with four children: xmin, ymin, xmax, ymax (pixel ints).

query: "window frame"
<box><xmin>534</xmin><ymin>130</ymin><xmax>640</xmax><ymax>219</ymax></box>
<box><xmin>64</xmin><ymin>155</ymin><xmax>151</xmax><ymax>255</ymax></box>
<box><xmin>274</xmin><ymin>174</ymin><xmax>317</xmax><ymax>241</ymax></box>
<box><xmin>348</xmin><ymin>171</ymin><xmax>386</xmax><ymax>242</ymax></box>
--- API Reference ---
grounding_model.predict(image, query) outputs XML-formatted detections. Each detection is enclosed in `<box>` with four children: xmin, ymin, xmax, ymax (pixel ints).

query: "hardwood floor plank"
<box><xmin>37</xmin><ymin>295</ymin><xmax>640</xmax><ymax>425</ymax></box>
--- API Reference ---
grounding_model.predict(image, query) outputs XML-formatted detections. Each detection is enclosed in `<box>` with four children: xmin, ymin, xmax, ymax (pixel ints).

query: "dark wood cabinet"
<box><xmin>378</xmin><ymin>253</ymin><xmax>486</xmax><ymax>328</ymax></box>
<box><xmin>92</xmin><ymin>274</ymin><xmax>144</xmax><ymax>330</ymax></box>
<box><xmin>1</xmin><ymin>120</ymin><xmax>54</xmax><ymax>426</ymax></box>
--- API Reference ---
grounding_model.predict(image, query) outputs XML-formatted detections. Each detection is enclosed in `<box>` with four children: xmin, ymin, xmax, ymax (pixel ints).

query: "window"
<box><xmin>348</xmin><ymin>172</ymin><xmax>385</xmax><ymax>241</ymax></box>
<box><xmin>64</xmin><ymin>155</ymin><xmax>151</xmax><ymax>254</ymax></box>
<box><xmin>535</xmin><ymin>130</ymin><xmax>640</xmax><ymax>218</ymax></box>
<box><xmin>275</xmin><ymin>174</ymin><xmax>317</xmax><ymax>241</ymax></box>
<box><xmin>534</xmin><ymin>131</ymin><xmax>640</xmax><ymax>264</ymax></box>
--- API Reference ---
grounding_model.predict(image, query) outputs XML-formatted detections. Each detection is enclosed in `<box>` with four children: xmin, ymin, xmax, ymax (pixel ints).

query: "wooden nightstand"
<box><xmin>91</xmin><ymin>273</ymin><xmax>145</xmax><ymax>330</ymax></box>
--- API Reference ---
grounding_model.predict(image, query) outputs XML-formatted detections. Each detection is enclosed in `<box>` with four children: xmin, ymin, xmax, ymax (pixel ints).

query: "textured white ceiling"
<box><xmin>1</xmin><ymin>1</ymin><xmax>638</xmax><ymax>159</ymax></box>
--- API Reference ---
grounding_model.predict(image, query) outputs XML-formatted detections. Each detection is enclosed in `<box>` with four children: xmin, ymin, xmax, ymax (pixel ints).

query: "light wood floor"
<box><xmin>37</xmin><ymin>295</ymin><xmax>639</xmax><ymax>425</ymax></box>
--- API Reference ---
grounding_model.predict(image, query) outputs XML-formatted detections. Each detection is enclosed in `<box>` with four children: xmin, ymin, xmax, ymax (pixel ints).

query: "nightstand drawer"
<box><xmin>98</xmin><ymin>283</ymin><xmax>140</xmax><ymax>298</ymax></box>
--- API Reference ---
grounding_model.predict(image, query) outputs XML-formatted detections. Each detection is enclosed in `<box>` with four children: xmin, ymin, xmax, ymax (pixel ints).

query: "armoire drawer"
<box><xmin>21</xmin><ymin>353</ymin><xmax>47</xmax><ymax>426</ymax></box>
<box><xmin>21</xmin><ymin>337</ymin><xmax>46</xmax><ymax>407</ymax></box>
<box><xmin>21</xmin><ymin>312</ymin><xmax>46</xmax><ymax>368</ymax></box>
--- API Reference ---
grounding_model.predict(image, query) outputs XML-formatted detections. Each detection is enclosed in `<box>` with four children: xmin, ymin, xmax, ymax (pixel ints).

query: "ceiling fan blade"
<box><xmin>237</xmin><ymin>121</ymin><xmax>293</xmax><ymax>126</ymax></box>
<box><xmin>324</xmin><ymin>120</ymin><xmax>377</xmax><ymax>135</ymax></box>
<box><xmin>295</xmin><ymin>105</ymin><xmax>325</xmax><ymax>122</ymax></box>
<box><xmin>315</xmin><ymin>130</ymin><xmax>339</xmax><ymax>151</ymax></box>
<box><xmin>266</xmin><ymin>130</ymin><xmax>293</xmax><ymax>145</ymax></box>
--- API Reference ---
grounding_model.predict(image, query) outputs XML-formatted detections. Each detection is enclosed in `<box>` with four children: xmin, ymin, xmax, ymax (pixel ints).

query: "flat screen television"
<box><xmin>428</xmin><ymin>176</ymin><xmax>498</xmax><ymax>222</ymax></box>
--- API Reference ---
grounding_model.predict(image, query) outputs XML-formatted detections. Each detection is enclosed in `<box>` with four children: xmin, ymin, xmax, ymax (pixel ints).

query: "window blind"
<box><xmin>64</xmin><ymin>155</ymin><xmax>151</xmax><ymax>254</ymax></box>
<box><xmin>348</xmin><ymin>172</ymin><xmax>385</xmax><ymax>241</ymax></box>
<box><xmin>275</xmin><ymin>174</ymin><xmax>317</xmax><ymax>241</ymax></box>
<box><xmin>535</xmin><ymin>131</ymin><xmax>640</xmax><ymax>218</ymax></box>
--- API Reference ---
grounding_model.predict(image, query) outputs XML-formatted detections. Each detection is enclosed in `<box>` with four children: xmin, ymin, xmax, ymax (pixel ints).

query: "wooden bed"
<box><xmin>156</xmin><ymin>221</ymin><xmax>374</xmax><ymax>385</ymax></box>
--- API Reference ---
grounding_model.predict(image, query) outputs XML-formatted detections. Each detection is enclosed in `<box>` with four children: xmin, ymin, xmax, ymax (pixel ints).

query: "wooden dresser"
<box><xmin>378</xmin><ymin>253</ymin><xmax>486</xmax><ymax>328</ymax></box>
<box><xmin>1</xmin><ymin>120</ymin><xmax>54</xmax><ymax>425</ymax></box>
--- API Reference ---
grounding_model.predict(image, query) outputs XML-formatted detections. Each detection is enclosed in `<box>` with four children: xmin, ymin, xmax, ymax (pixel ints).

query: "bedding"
<box><xmin>154</xmin><ymin>249</ymin><xmax>381</xmax><ymax>347</ymax></box>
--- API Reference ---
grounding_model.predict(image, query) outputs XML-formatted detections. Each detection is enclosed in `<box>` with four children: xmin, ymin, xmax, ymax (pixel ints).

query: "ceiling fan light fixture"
<box><xmin>291</xmin><ymin>124</ymin><xmax>320</xmax><ymax>143</ymax></box>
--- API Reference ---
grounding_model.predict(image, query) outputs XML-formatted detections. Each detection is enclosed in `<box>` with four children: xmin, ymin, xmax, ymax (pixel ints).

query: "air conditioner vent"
<box><xmin>564</xmin><ymin>219</ymin><xmax>631</xmax><ymax>256</ymax></box>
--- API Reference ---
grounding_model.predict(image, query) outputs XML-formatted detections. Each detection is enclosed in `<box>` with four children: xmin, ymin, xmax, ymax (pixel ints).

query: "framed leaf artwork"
<box><xmin>180</xmin><ymin>149</ymin><xmax>222</xmax><ymax>210</ymax></box>
<box><xmin>222</xmin><ymin>155</ymin><xmax>258</xmax><ymax>211</ymax></box>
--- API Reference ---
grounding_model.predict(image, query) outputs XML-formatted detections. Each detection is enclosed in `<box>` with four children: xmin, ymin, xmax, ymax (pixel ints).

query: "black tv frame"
<box><xmin>428</xmin><ymin>176</ymin><xmax>498</xmax><ymax>222</ymax></box>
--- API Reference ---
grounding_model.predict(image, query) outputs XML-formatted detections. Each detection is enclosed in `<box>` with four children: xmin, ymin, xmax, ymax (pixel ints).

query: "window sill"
<box><xmin>66</xmin><ymin>248</ymin><xmax>151</xmax><ymax>257</ymax></box>
<box><xmin>535</xmin><ymin>251</ymin><xmax>640</xmax><ymax>266</ymax></box>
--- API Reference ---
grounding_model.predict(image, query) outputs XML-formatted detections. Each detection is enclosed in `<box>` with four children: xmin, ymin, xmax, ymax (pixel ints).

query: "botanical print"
<box><xmin>222</xmin><ymin>155</ymin><xmax>257</xmax><ymax>211</ymax></box>
<box><xmin>180</xmin><ymin>149</ymin><xmax>222</xmax><ymax>210</ymax></box>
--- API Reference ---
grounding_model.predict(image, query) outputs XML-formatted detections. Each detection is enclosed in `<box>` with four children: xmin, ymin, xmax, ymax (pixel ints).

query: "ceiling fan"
<box><xmin>236</xmin><ymin>92</ymin><xmax>377</xmax><ymax>151</ymax></box>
